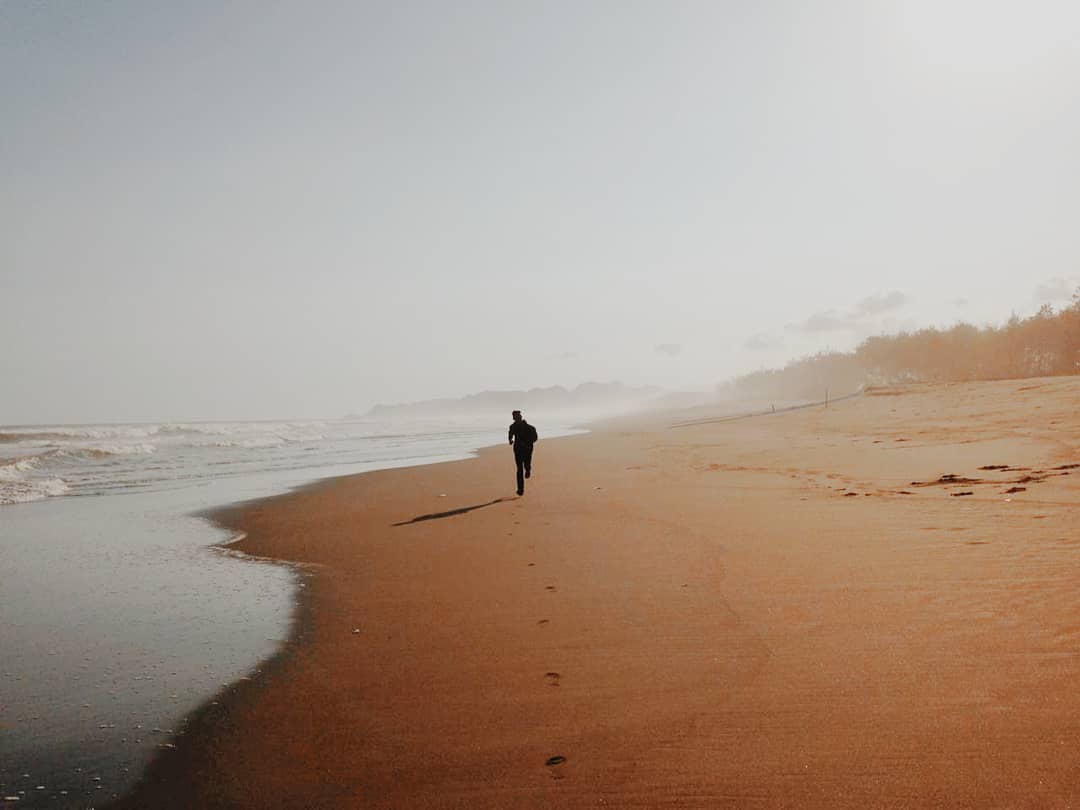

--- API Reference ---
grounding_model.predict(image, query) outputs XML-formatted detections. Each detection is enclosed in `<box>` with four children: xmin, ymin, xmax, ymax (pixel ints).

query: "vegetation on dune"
<box><xmin>727</xmin><ymin>289</ymin><xmax>1080</xmax><ymax>401</ymax></box>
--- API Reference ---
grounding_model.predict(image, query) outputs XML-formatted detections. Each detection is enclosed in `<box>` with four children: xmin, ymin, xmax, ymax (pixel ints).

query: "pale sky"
<box><xmin>4</xmin><ymin>1</ymin><xmax>1079</xmax><ymax>423</ymax></box>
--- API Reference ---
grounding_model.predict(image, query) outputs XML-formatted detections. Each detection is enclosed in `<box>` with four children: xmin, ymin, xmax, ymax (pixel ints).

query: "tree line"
<box><xmin>725</xmin><ymin>290</ymin><xmax>1080</xmax><ymax>401</ymax></box>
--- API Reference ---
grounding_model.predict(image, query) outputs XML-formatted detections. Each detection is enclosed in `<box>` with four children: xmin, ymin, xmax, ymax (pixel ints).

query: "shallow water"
<box><xmin>1</xmin><ymin>490</ymin><xmax>295</xmax><ymax>806</ymax></box>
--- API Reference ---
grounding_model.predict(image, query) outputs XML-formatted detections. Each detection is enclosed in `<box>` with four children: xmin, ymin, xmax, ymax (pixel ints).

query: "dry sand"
<box><xmin>111</xmin><ymin>377</ymin><xmax>1079</xmax><ymax>808</ymax></box>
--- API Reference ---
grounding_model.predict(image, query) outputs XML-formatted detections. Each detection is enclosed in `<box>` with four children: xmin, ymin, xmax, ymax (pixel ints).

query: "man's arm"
<box><xmin>508</xmin><ymin>424</ymin><xmax>514</xmax><ymax>445</ymax></box>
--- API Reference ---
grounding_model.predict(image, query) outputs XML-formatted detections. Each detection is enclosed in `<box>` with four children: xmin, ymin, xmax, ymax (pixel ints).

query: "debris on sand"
<box><xmin>911</xmin><ymin>474</ymin><xmax>983</xmax><ymax>487</ymax></box>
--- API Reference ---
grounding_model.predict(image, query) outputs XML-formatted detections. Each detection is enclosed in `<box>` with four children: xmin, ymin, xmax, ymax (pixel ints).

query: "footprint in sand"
<box><xmin>544</xmin><ymin>672</ymin><xmax>561</xmax><ymax>687</ymax></box>
<box><xmin>528</xmin><ymin>562</ymin><xmax>536</xmax><ymax>567</ymax></box>
<box><xmin>545</xmin><ymin>755</ymin><xmax>568</xmax><ymax>780</ymax></box>
<box><xmin>545</xmin><ymin>585</ymin><xmax>557</xmax><ymax>592</ymax></box>
<box><xmin>537</xmin><ymin>619</ymin><xmax>550</xmax><ymax>625</ymax></box>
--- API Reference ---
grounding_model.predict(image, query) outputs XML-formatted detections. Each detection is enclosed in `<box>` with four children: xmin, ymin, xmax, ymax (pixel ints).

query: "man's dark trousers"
<box><xmin>514</xmin><ymin>444</ymin><xmax>533</xmax><ymax>494</ymax></box>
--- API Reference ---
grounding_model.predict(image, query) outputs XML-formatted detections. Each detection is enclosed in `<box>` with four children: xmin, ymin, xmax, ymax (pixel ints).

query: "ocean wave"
<box><xmin>0</xmin><ymin>430</ymin><xmax>75</xmax><ymax>444</ymax></box>
<box><xmin>0</xmin><ymin>477</ymin><xmax>69</xmax><ymax>504</ymax></box>
<box><xmin>1</xmin><ymin>423</ymin><xmax>329</xmax><ymax>449</ymax></box>
<box><xmin>203</xmin><ymin>437</ymin><xmax>289</xmax><ymax>449</ymax></box>
<box><xmin>0</xmin><ymin>440</ymin><xmax>155</xmax><ymax>479</ymax></box>
<box><xmin>66</xmin><ymin>443</ymin><xmax>158</xmax><ymax>458</ymax></box>
<box><xmin>0</xmin><ymin>455</ymin><xmax>70</xmax><ymax>504</ymax></box>
<box><xmin>0</xmin><ymin>426</ymin><xmax>161</xmax><ymax>443</ymax></box>
<box><xmin>0</xmin><ymin>453</ymin><xmax>48</xmax><ymax>474</ymax></box>
<box><xmin>197</xmin><ymin>432</ymin><xmax>328</xmax><ymax>448</ymax></box>
<box><xmin>0</xmin><ymin>445</ymin><xmax>157</xmax><ymax>465</ymax></box>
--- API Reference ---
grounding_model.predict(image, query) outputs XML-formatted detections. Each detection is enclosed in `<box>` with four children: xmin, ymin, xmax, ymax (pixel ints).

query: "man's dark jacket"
<box><xmin>509</xmin><ymin>421</ymin><xmax>538</xmax><ymax>447</ymax></box>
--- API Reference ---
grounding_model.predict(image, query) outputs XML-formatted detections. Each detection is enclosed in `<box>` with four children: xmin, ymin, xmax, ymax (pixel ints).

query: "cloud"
<box><xmin>655</xmin><ymin>343</ymin><xmax>682</xmax><ymax>357</ymax></box>
<box><xmin>951</xmin><ymin>297</ymin><xmax>969</xmax><ymax>308</ymax></box>
<box><xmin>789</xmin><ymin>290</ymin><xmax>909</xmax><ymax>334</ymax></box>
<box><xmin>855</xmin><ymin>291</ymin><xmax>907</xmax><ymax>316</ymax></box>
<box><xmin>794</xmin><ymin>310</ymin><xmax>854</xmax><ymax>332</ymax></box>
<box><xmin>744</xmin><ymin>333</ymin><xmax>784</xmax><ymax>351</ymax></box>
<box><xmin>552</xmin><ymin>351</ymin><xmax>578</xmax><ymax>360</ymax></box>
<box><xmin>1034</xmin><ymin>276</ymin><xmax>1079</xmax><ymax>304</ymax></box>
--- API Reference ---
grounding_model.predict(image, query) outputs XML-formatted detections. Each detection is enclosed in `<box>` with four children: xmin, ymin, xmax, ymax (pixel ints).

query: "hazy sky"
<box><xmin>4</xmin><ymin>1</ymin><xmax>1079</xmax><ymax>423</ymax></box>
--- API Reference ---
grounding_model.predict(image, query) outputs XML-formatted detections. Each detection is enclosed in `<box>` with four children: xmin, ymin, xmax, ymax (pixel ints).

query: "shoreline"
<box><xmin>106</xmin><ymin>438</ymin><xmax>578</xmax><ymax>809</ymax></box>
<box><xmin>109</xmin><ymin>378</ymin><xmax>1079</xmax><ymax>808</ymax></box>
<box><xmin>110</xmin><ymin>438</ymin><xmax>581</xmax><ymax>797</ymax></box>
<box><xmin>106</xmin><ymin>436</ymin><xmax>593</xmax><ymax>808</ymax></box>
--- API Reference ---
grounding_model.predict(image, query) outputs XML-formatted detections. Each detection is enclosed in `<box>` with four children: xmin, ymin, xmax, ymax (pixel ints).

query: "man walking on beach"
<box><xmin>508</xmin><ymin>410</ymin><xmax>538</xmax><ymax>496</ymax></box>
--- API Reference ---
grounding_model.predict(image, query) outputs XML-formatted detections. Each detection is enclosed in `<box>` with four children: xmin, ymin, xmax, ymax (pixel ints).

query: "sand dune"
<box><xmin>111</xmin><ymin>376</ymin><xmax>1080</xmax><ymax>808</ymax></box>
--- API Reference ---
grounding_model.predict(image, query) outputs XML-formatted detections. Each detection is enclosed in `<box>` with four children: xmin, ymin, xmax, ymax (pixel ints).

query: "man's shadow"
<box><xmin>392</xmin><ymin>497</ymin><xmax>510</xmax><ymax>527</ymax></box>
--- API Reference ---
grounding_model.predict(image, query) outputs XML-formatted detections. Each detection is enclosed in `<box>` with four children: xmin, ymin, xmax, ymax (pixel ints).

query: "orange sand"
<box><xmin>111</xmin><ymin>377</ymin><xmax>1080</xmax><ymax>808</ymax></box>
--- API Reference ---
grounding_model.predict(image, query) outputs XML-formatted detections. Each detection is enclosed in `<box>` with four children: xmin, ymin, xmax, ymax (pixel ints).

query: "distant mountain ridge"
<box><xmin>360</xmin><ymin>382</ymin><xmax>664</xmax><ymax>419</ymax></box>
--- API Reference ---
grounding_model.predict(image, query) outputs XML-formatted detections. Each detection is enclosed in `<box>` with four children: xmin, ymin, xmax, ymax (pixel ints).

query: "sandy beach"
<box><xmin>109</xmin><ymin>376</ymin><xmax>1079</xmax><ymax>808</ymax></box>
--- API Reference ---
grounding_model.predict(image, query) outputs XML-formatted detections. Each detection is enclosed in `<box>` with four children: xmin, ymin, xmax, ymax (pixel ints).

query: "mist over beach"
<box><xmin>3</xmin><ymin>1</ymin><xmax>1080</xmax><ymax>807</ymax></box>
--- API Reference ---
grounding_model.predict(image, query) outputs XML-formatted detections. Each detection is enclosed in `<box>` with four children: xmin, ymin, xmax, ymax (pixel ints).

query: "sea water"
<box><xmin>0</xmin><ymin>417</ymin><xmax>581</xmax><ymax>808</ymax></box>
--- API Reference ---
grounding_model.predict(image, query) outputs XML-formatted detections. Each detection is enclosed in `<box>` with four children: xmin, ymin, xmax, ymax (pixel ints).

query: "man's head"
<box><xmin>511</xmin><ymin>410</ymin><xmax>522</xmax><ymax>422</ymax></box>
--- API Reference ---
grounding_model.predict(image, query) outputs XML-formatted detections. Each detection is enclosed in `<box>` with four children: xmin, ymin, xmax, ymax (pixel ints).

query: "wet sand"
<box><xmin>110</xmin><ymin>377</ymin><xmax>1080</xmax><ymax>808</ymax></box>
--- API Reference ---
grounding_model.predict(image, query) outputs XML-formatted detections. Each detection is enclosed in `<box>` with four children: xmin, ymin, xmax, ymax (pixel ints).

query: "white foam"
<box><xmin>206</xmin><ymin>437</ymin><xmax>288</xmax><ymax>449</ymax></box>
<box><xmin>0</xmin><ymin>421</ymin><xmax>333</xmax><ymax>453</ymax></box>
<box><xmin>0</xmin><ymin>454</ymin><xmax>42</xmax><ymax>475</ymax></box>
<box><xmin>76</xmin><ymin>443</ymin><xmax>158</xmax><ymax>457</ymax></box>
<box><xmin>0</xmin><ymin>425</ymin><xmax>159</xmax><ymax>442</ymax></box>
<box><xmin>0</xmin><ymin>456</ymin><xmax>69</xmax><ymax>504</ymax></box>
